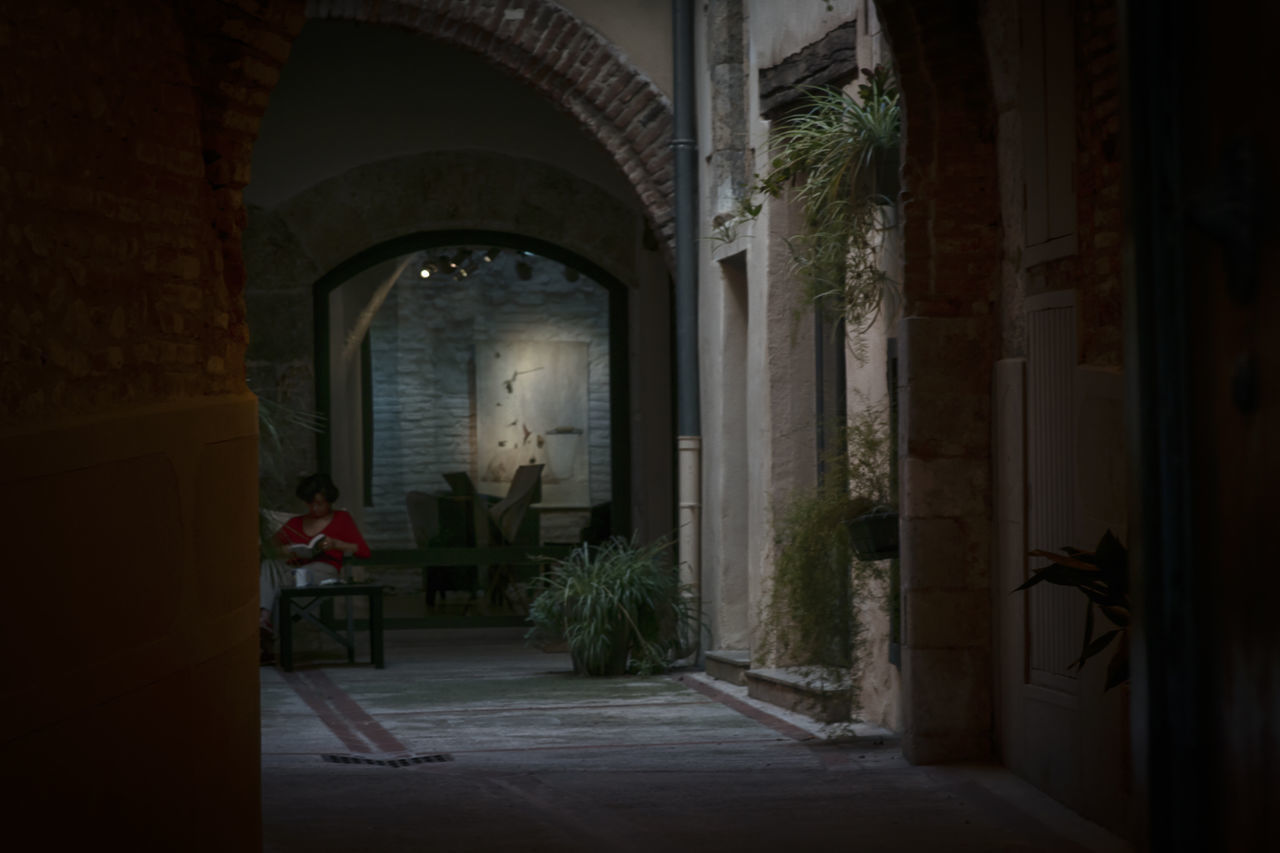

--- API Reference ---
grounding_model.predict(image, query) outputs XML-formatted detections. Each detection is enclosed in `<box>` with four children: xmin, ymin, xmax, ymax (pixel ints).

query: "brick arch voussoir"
<box><xmin>874</xmin><ymin>0</ymin><xmax>1001</xmax><ymax>315</ymax></box>
<box><xmin>307</xmin><ymin>0</ymin><xmax>676</xmax><ymax>267</ymax></box>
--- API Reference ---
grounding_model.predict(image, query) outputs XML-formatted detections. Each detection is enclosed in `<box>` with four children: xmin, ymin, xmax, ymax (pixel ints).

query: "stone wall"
<box><xmin>986</xmin><ymin>0</ymin><xmax>1123</xmax><ymax>367</ymax></box>
<box><xmin>0</xmin><ymin>0</ymin><xmax>302</xmax><ymax>425</ymax></box>
<box><xmin>363</xmin><ymin>251</ymin><xmax>611</xmax><ymax>545</ymax></box>
<box><xmin>1073</xmin><ymin>0</ymin><xmax>1123</xmax><ymax>367</ymax></box>
<box><xmin>0</xmin><ymin>2</ymin><xmax>305</xmax><ymax>849</ymax></box>
<box><xmin>877</xmin><ymin>0</ymin><xmax>1003</xmax><ymax>766</ymax></box>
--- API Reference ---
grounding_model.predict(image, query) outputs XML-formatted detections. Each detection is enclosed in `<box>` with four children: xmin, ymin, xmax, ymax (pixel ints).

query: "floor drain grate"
<box><xmin>322</xmin><ymin>753</ymin><xmax>454</xmax><ymax>767</ymax></box>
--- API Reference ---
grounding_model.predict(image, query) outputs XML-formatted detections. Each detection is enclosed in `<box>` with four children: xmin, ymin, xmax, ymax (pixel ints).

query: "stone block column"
<box><xmin>898</xmin><ymin>315</ymin><xmax>995</xmax><ymax>763</ymax></box>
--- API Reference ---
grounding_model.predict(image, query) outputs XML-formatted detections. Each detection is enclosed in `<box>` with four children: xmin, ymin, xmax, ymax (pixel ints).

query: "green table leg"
<box><xmin>370</xmin><ymin>588</ymin><xmax>384</xmax><ymax>669</ymax></box>
<box><xmin>279</xmin><ymin>597</ymin><xmax>294</xmax><ymax>672</ymax></box>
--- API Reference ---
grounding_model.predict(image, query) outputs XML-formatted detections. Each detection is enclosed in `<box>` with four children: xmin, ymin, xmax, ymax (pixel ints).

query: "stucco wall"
<box><xmin>246</xmin><ymin>20</ymin><xmax>639</xmax><ymax>210</ymax></box>
<box><xmin>556</xmin><ymin>0</ymin><xmax>673</xmax><ymax>97</ymax></box>
<box><xmin>699</xmin><ymin>0</ymin><xmax>857</xmax><ymax>656</ymax></box>
<box><xmin>696</xmin><ymin>0</ymin><xmax>903</xmax><ymax>732</ymax></box>
<box><xmin>751</xmin><ymin>0</ymin><xmax>859</xmax><ymax>68</ymax></box>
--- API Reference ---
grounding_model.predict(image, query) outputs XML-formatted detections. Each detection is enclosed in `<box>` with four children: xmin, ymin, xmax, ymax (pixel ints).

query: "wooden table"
<box><xmin>278</xmin><ymin>583</ymin><xmax>384</xmax><ymax>671</ymax></box>
<box><xmin>352</xmin><ymin>545</ymin><xmax>575</xmax><ymax>612</ymax></box>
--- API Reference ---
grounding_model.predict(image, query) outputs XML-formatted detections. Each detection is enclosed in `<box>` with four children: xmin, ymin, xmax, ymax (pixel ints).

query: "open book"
<box><xmin>286</xmin><ymin>532</ymin><xmax>327</xmax><ymax>561</ymax></box>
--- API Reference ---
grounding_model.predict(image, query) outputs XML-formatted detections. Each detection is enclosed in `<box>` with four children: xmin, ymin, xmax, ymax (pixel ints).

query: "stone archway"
<box><xmin>248</xmin><ymin>149</ymin><xmax>647</xmax><ymax>295</ymax></box>
<box><xmin>245</xmin><ymin>149</ymin><xmax>673</xmax><ymax>540</ymax></box>
<box><xmin>245</xmin><ymin>148</ymin><xmax>652</xmax><ymax>415</ymax></box>
<box><xmin>873</xmin><ymin>0</ymin><xmax>1003</xmax><ymax>764</ymax></box>
<box><xmin>306</xmin><ymin>0</ymin><xmax>676</xmax><ymax>265</ymax></box>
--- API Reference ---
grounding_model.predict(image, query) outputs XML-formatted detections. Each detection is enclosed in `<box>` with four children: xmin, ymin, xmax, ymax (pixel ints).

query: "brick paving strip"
<box><xmin>280</xmin><ymin>669</ymin><xmax>410</xmax><ymax>756</ymax></box>
<box><xmin>674</xmin><ymin>674</ymin><xmax>816</xmax><ymax>742</ymax></box>
<box><xmin>372</xmin><ymin>699</ymin><xmax>710</xmax><ymax>715</ymax></box>
<box><xmin>444</xmin><ymin>736</ymin><xmax>787</xmax><ymax>755</ymax></box>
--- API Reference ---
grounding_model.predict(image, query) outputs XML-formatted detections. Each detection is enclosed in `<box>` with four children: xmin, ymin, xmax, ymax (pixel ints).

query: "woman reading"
<box><xmin>259</xmin><ymin>473</ymin><xmax>371</xmax><ymax>664</ymax></box>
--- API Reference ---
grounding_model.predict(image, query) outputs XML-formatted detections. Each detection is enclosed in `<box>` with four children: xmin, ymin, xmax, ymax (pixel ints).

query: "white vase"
<box><xmin>542</xmin><ymin>431</ymin><xmax>581</xmax><ymax>481</ymax></box>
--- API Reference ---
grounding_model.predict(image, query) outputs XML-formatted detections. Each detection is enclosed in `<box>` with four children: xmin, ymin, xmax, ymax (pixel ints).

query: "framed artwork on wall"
<box><xmin>475</xmin><ymin>340</ymin><xmax>590</xmax><ymax>506</ymax></box>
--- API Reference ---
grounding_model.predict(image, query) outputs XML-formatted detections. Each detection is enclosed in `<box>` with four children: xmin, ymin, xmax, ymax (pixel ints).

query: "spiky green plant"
<box><xmin>526</xmin><ymin>536</ymin><xmax>698</xmax><ymax>676</ymax></box>
<box><xmin>758</xmin><ymin>65</ymin><xmax>902</xmax><ymax>330</ymax></box>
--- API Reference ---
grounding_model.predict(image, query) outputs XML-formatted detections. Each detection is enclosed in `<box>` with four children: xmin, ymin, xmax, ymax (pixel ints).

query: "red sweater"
<box><xmin>274</xmin><ymin>510</ymin><xmax>371</xmax><ymax>572</ymax></box>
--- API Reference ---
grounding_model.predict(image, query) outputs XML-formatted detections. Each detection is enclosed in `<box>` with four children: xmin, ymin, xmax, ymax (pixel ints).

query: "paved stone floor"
<box><xmin>261</xmin><ymin>628</ymin><xmax>1131</xmax><ymax>852</ymax></box>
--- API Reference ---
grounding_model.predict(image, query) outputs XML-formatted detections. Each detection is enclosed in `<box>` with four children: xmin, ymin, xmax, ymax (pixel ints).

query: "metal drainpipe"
<box><xmin>814</xmin><ymin>304</ymin><xmax>826</xmax><ymax>483</ymax></box>
<box><xmin>672</xmin><ymin>0</ymin><xmax>701</xmax><ymax>659</ymax></box>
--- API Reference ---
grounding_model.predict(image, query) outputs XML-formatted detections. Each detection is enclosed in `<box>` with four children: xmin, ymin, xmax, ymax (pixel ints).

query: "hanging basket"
<box><xmin>855</xmin><ymin>149</ymin><xmax>901</xmax><ymax>206</ymax></box>
<box><xmin>844</xmin><ymin>507</ymin><xmax>899</xmax><ymax>561</ymax></box>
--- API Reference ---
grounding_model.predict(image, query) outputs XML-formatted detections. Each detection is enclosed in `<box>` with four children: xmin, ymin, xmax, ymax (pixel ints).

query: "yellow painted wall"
<box><xmin>1</xmin><ymin>395</ymin><xmax>262</xmax><ymax>849</ymax></box>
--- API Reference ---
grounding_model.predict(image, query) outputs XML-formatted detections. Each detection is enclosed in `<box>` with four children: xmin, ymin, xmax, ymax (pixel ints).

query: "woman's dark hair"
<box><xmin>296</xmin><ymin>472</ymin><xmax>339</xmax><ymax>503</ymax></box>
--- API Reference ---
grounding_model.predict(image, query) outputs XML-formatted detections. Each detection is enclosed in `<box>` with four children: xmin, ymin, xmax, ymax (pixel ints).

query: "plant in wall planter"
<box><xmin>526</xmin><ymin>536</ymin><xmax>699</xmax><ymax>676</ymax></box>
<box><xmin>761</xmin><ymin>399</ymin><xmax>893</xmax><ymax>691</ymax></box>
<box><xmin>1014</xmin><ymin>529</ymin><xmax>1130</xmax><ymax>690</ymax></box>
<box><xmin>843</xmin><ymin>499</ymin><xmax>899</xmax><ymax>562</ymax></box>
<box><xmin>842</xmin><ymin>394</ymin><xmax>898</xmax><ymax>561</ymax></box>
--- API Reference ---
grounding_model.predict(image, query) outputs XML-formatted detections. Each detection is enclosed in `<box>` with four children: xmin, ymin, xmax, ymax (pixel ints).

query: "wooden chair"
<box><xmin>484</xmin><ymin>464</ymin><xmax>543</xmax><ymax>609</ymax></box>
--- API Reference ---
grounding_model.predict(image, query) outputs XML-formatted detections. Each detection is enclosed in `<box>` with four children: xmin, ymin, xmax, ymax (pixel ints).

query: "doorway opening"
<box><xmin>308</xmin><ymin>231</ymin><xmax>631</xmax><ymax>626</ymax></box>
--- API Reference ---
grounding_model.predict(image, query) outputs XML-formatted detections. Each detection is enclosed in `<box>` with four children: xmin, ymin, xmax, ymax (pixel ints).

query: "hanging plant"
<box><xmin>755</xmin><ymin>65</ymin><xmax>904</xmax><ymax>329</ymax></box>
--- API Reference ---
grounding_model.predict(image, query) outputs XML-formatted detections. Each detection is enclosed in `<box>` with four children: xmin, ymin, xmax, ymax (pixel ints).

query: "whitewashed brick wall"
<box><xmin>363</xmin><ymin>250</ymin><xmax>611</xmax><ymax>545</ymax></box>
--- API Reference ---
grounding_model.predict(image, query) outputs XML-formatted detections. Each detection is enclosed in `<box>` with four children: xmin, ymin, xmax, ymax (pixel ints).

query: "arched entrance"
<box><xmin>302</xmin><ymin>0</ymin><xmax>677</xmax><ymax>263</ymax></box>
<box><xmin>245</xmin><ymin>149</ymin><xmax>673</xmax><ymax>541</ymax></box>
<box><xmin>308</xmin><ymin>230</ymin><xmax>633</xmax><ymax>548</ymax></box>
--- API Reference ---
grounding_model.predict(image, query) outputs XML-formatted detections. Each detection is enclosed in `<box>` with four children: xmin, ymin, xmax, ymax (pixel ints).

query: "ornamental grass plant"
<box><xmin>526</xmin><ymin>535</ymin><xmax>698</xmax><ymax>676</ymax></box>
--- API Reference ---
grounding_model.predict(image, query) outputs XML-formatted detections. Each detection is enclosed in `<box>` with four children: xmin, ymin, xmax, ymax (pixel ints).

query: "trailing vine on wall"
<box><xmin>714</xmin><ymin>65</ymin><xmax>903</xmax><ymax>330</ymax></box>
<box><xmin>760</xmin><ymin>398</ymin><xmax>892</xmax><ymax>689</ymax></box>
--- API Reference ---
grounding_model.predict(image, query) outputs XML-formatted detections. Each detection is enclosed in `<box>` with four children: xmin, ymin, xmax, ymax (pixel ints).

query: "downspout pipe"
<box><xmin>672</xmin><ymin>0</ymin><xmax>702</xmax><ymax>658</ymax></box>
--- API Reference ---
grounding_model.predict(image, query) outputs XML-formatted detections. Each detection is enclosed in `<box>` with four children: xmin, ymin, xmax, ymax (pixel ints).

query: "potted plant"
<box><xmin>841</xmin><ymin>396</ymin><xmax>898</xmax><ymax>561</ymax></box>
<box><xmin>843</xmin><ymin>499</ymin><xmax>899</xmax><ymax>562</ymax></box>
<box><xmin>526</xmin><ymin>536</ymin><xmax>698</xmax><ymax>676</ymax></box>
<box><xmin>764</xmin><ymin>479</ymin><xmax>863</xmax><ymax>679</ymax></box>
<box><xmin>1014</xmin><ymin>529</ymin><xmax>1130</xmax><ymax>690</ymax></box>
<box><xmin>761</xmin><ymin>400</ymin><xmax>894</xmax><ymax>685</ymax></box>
